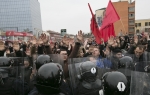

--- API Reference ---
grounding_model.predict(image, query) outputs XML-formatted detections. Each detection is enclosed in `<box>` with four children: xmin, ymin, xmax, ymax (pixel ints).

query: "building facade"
<box><xmin>95</xmin><ymin>8</ymin><xmax>106</xmax><ymax>27</ymax></box>
<box><xmin>135</xmin><ymin>19</ymin><xmax>150</xmax><ymax>33</ymax></box>
<box><xmin>47</xmin><ymin>30</ymin><xmax>62</xmax><ymax>42</ymax></box>
<box><xmin>128</xmin><ymin>1</ymin><xmax>135</xmax><ymax>35</ymax></box>
<box><xmin>0</xmin><ymin>0</ymin><xmax>42</xmax><ymax>35</ymax></box>
<box><xmin>95</xmin><ymin>0</ymin><xmax>135</xmax><ymax>36</ymax></box>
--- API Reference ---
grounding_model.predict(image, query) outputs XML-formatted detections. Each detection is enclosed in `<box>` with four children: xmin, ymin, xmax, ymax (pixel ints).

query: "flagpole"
<box><xmin>120</xmin><ymin>19</ymin><xmax>126</xmax><ymax>35</ymax></box>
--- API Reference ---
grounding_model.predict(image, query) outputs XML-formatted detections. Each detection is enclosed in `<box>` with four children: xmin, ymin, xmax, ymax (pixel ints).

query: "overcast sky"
<box><xmin>38</xmin><ymin>0</ymin><xmax>150</xmax><ymax>35</ymax></box>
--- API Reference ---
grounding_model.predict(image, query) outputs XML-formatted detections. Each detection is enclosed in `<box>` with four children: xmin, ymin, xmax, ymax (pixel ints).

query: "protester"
<box><xmin>1</xmin><ymin>29</ymin><xmax>150</xmax><ymax>95</ymax></box>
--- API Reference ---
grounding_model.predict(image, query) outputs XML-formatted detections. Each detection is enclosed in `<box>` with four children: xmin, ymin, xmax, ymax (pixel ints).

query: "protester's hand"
<box><xmin>112</xmin><ymin>41</ymin><xmax>118</xmax><ymax>47</ymax></box>
<box><xmin>0</xmin><ymin>40</ymin><xmax>5</xmax><ymax>51</ymax></box>
<box><xmin>134</xmin><ymin>35</ymin><xmax>138</xmax><ymax>44</ymax></box>
<box><xmin>19</xmin><ymin>40</ymin><xmax>23</xmax><ymax>44</ymax></box>
<box><xmin>60</xmin><ymin>42</ymin><xmax>63</xmax><ymax>46</ymax></box>
<box><xmin>116</xmin><ymin>37</ymin><xmax>120</xmax><ymax>43</ymax></box>
<box><xmin>144</xmin><ymin>32</ymin><xmax>150</xmax><ymax>40</ymax></box>
<box><xmin>30</xmin><ymin>37</ymin><xmax>37</xmax><ymax>45</ymax></box>
<box><xmin>68</xmin><ymin>42</ymin><xmax>72</xmax><ymax>50</ymax></box>
<box><xmin>6</xmin><ymin>49</ymin><xmax>10</xmax><ymax>54</ymax></box>
<box><xmin>76</xmin><ymin>30</ymin><xmax>84</xmax><ymax>43</ymax></box>
<box><xmin>101</xmin><ymin>38</ymin><xmax>104</xmax><ymax>44</ymax></box>
<box><xmin>108</xmin><ymin>36</ymin><xmax>114</xmax><ymax>46</ymax></box>
<box><xmin>13</xmin><ymin>41</ymin><xmax>20</xmax><ymax>51</ymax></box>
<box><xmin>62</xmin><ymin>35</ymin><xmax>69</xmax><ymax>46</ymax></box>
<box><xmin>50</xmin><ymin>43</ymin><xmax>54</xmax><ymax>49</ymax></box>
<box><xmin>42</xmin><ymin>33</ymin><xmax>48</xmax><ymax>44</ymax></box>
<box><xmin>84</xmin><ymin>39</ymin><xmax>88</xmax><ymax>48</ymax></box>
<box><xmin>37</xmin><ymin>36</ymin><xmax>43</xmax><ymax>45</ymax></box>
<box><xmin>70</xmin><ymin>38</ymin><xmax>74</xmax><ymax>45</ymax></box>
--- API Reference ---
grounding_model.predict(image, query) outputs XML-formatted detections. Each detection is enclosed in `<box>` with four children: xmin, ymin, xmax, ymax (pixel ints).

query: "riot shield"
<box><xmin>8</xmin><ymin>57</ymin><xmax>24</xmax><ymax>78</ymax></box>
<box><xmin>68</xmin><ymin>57</ymin><xmax>112</xmax><ymax>95</ymax></box>
<box><xmin>130</xmin><ymin>60</ymin><xmax>150</xmax><ymax>95</ymax></box>
<box><xmin>130</xmin><ymin>71</ymin><xmax>150</xmax><ymax>95</ymax></box>
<box><xmin>0</xmin><ymin>57</ymin><xmax>29</xmax><ymax>95</ymax></box>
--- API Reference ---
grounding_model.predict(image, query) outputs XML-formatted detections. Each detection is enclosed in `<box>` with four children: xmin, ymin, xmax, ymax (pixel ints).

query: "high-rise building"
<box><xmin>0</xmin><ymin>0</ymin><xmax>42</xmax><ymax>35</ymax></box>
<box><xmin>95</xmin><ymin>0</ymin><xmax>135</xmax><ymax>36</ymax></box>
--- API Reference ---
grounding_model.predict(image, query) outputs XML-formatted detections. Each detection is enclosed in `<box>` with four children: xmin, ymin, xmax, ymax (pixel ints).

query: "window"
<box><xmin>129</xmin><ymin>20</ymin><xmax>134</xmax><ymax>23</ymax></box>
<box><xmin>97</xmin><ymin>16</ymin><xmax>102</xmax><ymax>26</ymax></box>
<box><xmin>138</xmin><ymin>23</ymin><xmax>141</xmax><ymax>27</ymax></box>
<box><xmin>145</xmin><ymin>22</ymin><xmax>148</xmax><ymax>26</ymax></box>
<box><xmin>129</xmin><ymin>27</ymin><xmax>135</xmax><ymax>32</ymax></box>
<box><xmin>145</xmin><ymin>28</ymin><xmax>150</xmax><ymax>32</ymax></box>
<box><xmin>136</xmin><ymin>29</ymin><xmax>139</xmax><ymax>33</ymax></box>
<box><xmin>135</xmin><ymin>23</ymin><xmax>141</xmax><ymax>27</ymax></box>
<box><xmin>129</xmin><ymin>20</ymin><xmax>134</xmax><ymax>25</ymax></box>
<box><xmin>129</xmin><ymin>27</ymin><xmax>134</xmax><ymax>29</ymax></box>
<box><xmin>129</xmin><ymin>7</ymin><xmax>134</xmax><ymax>11</ymax></box>
<box><xmin>129</xmin><ymin>13</ymin><xmax>134</xmax><ymax>17</ymax></box>
<box><xmin>135</xmin><ymin>23</ymin><xmax>137</xmax><ymax>27</ymax></box>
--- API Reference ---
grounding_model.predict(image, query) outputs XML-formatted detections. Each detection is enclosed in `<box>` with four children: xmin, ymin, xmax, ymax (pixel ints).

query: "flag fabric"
<box><xmin>101</xmin><ymin>23</ymin><xmax>115</xmax><ymax>41</ymax></box>
<box><xmin>100</xmin><ymin>0</ymin><xmax>120</xmax><ymax>42</ymax></box>
<box><xmin>88</xmin><ymin>3</ymin><xmax>101</xmax><ymax>44</ymax></box>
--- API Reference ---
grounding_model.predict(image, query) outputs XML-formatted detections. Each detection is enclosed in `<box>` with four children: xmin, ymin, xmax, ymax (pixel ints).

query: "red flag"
<box><xmin>100</xmin><ymin>0</ymin><xmax>120</xmax><ymax>42</ymax></box>
<box><xmin>88</xmin><ymin>3</ymin><xmax>101</xmax><ymax>44</ymax></box>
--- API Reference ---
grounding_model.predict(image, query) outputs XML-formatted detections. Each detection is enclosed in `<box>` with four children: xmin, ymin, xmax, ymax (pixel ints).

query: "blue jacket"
<box><xmin>96</xmin><ymin>56</ymin><xmax>112</xmax><ymax>69</ymax></box>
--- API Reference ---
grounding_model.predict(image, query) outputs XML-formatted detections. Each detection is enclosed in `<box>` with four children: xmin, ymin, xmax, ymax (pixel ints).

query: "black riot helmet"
<box><xmin>35</xmin><ymin>63</ymin><xmax>63</xmax><ymax>94</ymax></box>
<box><xmin>78</xmin><ymin>61</ymin><xmax>97</xmax><ymax>82</ymax></box>
<box><xmin>118</xmin><ymin>56</ymin><xmax>134</xmax><ymax>69</ymax></box>
<box><xmin>102</xmin><ymin>71</ymin><xmax>128</xmax><ymax>95</ymax></box>
<box><xmin>35</xmin><ymin>55</ymin><xmax>53</xmax><ymax>69</ymax></box>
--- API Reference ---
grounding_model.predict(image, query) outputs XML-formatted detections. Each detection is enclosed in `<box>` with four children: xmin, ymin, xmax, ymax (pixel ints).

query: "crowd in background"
<box><xmin>1</xmin><ymin>30</ymin><xmax>150</xmax><ymax>95</ymax></box>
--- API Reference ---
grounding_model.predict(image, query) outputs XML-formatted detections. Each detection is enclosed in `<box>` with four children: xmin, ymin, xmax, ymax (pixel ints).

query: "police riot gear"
<box><xmin>35</xmin><ymin>63</ymin><xmax>64</xmax><ymax>95</ymax></box>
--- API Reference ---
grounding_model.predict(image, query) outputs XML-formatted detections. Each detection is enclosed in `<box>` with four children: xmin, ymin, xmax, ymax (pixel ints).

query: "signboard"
<box><xmin>6</xmin><ymin>31</ymin><xmax>24</xmax><ymax>36</ymax></box>
<box><xmin>61</xmin><ymin>29</ymin><xmax>67</xmax><ymax>36</ymax></box>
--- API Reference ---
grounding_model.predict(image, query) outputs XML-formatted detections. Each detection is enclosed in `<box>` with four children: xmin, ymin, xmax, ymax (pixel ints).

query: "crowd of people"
<box><xmin>0</xmin><ymin>30</ymin><xmax>150</xmax><ymax>95</ymax></box>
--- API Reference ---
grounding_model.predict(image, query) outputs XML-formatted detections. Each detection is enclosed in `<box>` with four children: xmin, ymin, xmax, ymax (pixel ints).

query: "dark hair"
<box><xmin>136</xmin><ymin>45</ymin><xmax>145</xmax><ymax>51</ymax></box>
<box><xmin>112</xmin><ymin>48</ymin><xmax>122</xmax><ymax>54</ymax></box>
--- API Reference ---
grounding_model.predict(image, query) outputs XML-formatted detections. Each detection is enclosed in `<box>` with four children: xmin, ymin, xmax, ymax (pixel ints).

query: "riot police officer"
<box><xmin>101</xmin><ymin>71</ymin><xmax>129</xmax><ymax>95</ymax></box>
<box><xmin>118</xmin><ymin>56</ymin><xmax>134</xmax><ymax>79</ymax></box>
<box><xmin>29</xmin><ymin>63</ymin><xmax>68</xmax><ymax>95</ymax></box>
<box><xmin>0</xmin><ymin>57</ymin><xmax>29</xmax><ymax>95</ymax></box>
<box><xmin>30</xmin><ymin>54</ymin><xmax>52</xmax><ymax>89</ymax></box>
<box><xmin>76</xmin><ymin>61</ymin><xmax>102</xmax><ymax>95</ymax></box>
<box><xmin>30</xmin><ymin>55</ymin><xmax>71</xmax><ymax>95</ymax></box>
